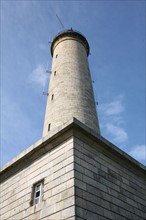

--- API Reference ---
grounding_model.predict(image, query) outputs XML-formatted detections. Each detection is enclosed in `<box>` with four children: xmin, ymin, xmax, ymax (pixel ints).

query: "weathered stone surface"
<box><xmin>43</xmin><ymin>30</ymin><xmax>100</xmax><ymax>137</ymax></box>
<box><xmin>0</xmin><ymin>113</ymin><xmax>146</xmax><ymax>220</ymax></box>
<box><xmin>74</xmin><ymin>128</ymin><xmax>146</xmax><ymax>220</ymax></box>
<box><xmin>0</xmin><ymin>137</ymin><xmax>75</xmax><ymax>220</ymax></box>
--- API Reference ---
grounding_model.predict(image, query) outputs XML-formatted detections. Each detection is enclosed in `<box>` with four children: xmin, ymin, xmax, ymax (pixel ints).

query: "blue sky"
<box><xmin>1</xmin><ymin>1</ymin><xmax>145</xmax><ymax>166</ymax></box>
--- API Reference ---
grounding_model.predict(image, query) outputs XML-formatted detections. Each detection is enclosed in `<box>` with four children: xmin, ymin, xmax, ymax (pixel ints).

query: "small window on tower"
<box><xmin>56</xmin><ymin>54</ymin><xmax>58</xmax><ymax>58</ymax></box>
<box><xmin>30</xmin><ymin>180</ymin><xmax>44</xmax><ymax>206</ymax></box>
<box><xmin>51</xmin><ymin>94</ymin><xmax>54</xmax><ymax>100</ymax></box>
<box><xmin>54</xmin><ymin>71</ymin><xmax>56</xmax><ymax>76</ymax></box>
<box><xmin>48</xmin><ymin>123</ymin><xmax>51</xmax><ymax>131</ymax></box>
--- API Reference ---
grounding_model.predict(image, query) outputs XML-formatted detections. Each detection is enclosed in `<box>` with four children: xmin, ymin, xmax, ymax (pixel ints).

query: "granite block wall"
<box><xmin>0</xmin><ymin>137</ymin><xmax>75</xmax><ymax>220</ymax></box>
<box><xmin>43</xmin><ymin>32</ymin><xmax>100</xmax><ymax>137</ymax></box>
<box><xmin>74</xmin><ymin>136</ymin><xmax>146</xmax><ymax>220</ymax></box>
<box><xmin>1</xmin><ymin>121</ymin><xmax>146</xmax><ymax>220</ymax></box>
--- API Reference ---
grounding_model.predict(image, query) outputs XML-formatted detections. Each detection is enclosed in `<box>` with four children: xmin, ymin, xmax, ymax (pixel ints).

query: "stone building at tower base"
<box><xmin>1</xmin><ymin>118</ymin><xmax>146</xmax><ymax>220</ymax></box>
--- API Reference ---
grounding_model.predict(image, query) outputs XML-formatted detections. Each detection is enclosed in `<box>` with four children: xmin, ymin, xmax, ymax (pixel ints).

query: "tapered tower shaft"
<box><xmin>43</xmin><ymin>29</ymin><xmax>100</xmax><ymax>137</ymax></box>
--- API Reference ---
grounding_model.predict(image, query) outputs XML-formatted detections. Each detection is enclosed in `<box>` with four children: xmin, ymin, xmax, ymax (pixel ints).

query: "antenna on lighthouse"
<box><xmin>56</xmin><ymin>14</ymin><xmax>65</xmax><ymax>30</ymax></box>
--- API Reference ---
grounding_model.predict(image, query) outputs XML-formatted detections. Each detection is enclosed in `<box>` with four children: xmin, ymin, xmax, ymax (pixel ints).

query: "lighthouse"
<box><xmin>0</xmin><ymin>29</ymin><xmax>145</xmax><ymax>220</ymax></box>
<box><xmin>43</xmin><ymin>29</ymin><xmax>100</xmax><ymax>137</ymax></box>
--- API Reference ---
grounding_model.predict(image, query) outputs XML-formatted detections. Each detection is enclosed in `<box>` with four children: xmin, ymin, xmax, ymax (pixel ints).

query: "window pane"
<box><xmin>34</xmin><ymin>198</ymin><xmax>39</xmax><ymax>205</ymax></box>
<box><xmin>35</xmin><ymin>191</ymin><xmax>40</xmax><ymax>198</ymax></box>
<box><xmin>32</xmin><ymin>180</ymin><xmax>43</xmax><ymax>206</ymax></box>
<box><xmin>36</xmin><ymin>184</ymin><xmax>41</xmax><ymax>191</ymax></box>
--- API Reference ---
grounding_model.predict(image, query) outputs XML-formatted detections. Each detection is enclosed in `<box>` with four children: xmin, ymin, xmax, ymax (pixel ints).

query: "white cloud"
<box><xmin>111</xmin><ymin>115</ymin><xmax>124</xmax><ymax>126</ymax></box>
<box><xmin>99</xmin><ymin>98</ymin><xmax>145</xmax><ymax>165</ymax></box>
<box><xmin>106</xmin><ymin>123</ymin><xmax>128</xmax><ymax>143</ymax></box>
<box><xmin>99</xmin><ymin>96</ymin><xmax>128</xmax><ymax>145</ymax></box>
<box><xmin>29</xmin><ymin>64</ymin><xmax>49</xmax><ymax>88</ymax></box>
<box><xmin>129</xmin><ymin>145</ymin><xmax>146</xmax><ymax>163</ymax></box>
<box><xmin>100</xmin><ymin>100</ymin><xmax>124</xmax><ymax>116</ymax></box>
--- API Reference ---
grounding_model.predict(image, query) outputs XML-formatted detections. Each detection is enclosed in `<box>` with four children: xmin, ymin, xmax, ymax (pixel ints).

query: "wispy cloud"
<box><xmin>129</xmin><ymin>145</ymin><xmax>146</xmax><ymax>164</ymax></box>
<box><xmin>100</xmin><ymin>99</ymin><xmax>124</xmax><ymax>116</ymax></box>
<box><xmin>105</xmin><ymin>123</ymin><xmax>128</xmax><ymax>143</ymax></box>
<box><xmin>99</xmin><ymin>95</ymin><xmax>128</xmax><ymax>145</ymax></box>
<box><xmin>29</xmin><ymin>64</ymin><xmax>49</xmax><ymax>88</ymax></box>
<box><xmin>99</xmin><ymin>97</ymin><xmax>146</xmax><ymax>165</ymax></box>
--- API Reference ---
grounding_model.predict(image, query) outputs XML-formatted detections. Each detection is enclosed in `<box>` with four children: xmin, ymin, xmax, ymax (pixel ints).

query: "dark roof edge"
<box><xmin>50</xmin><ymin>29</ymin><xmax>90</xmax><ymax>56</ymax></box>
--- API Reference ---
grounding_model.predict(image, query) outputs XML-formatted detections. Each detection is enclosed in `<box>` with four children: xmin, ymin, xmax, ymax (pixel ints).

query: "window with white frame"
<box><xmin>31</xmin><ymin>180</ymin><xmax>44</xmax><ymax>205</ymax></box>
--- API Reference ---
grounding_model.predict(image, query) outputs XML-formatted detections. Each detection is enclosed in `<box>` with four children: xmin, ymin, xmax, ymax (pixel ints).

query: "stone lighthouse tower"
<box><xmin>1</xmin><ymin>29</ymin><xmax>145</xmax><ymax>220</ymax></box>
<box><xmin>43</xmin><ymin>29</ymin><xmax>100</xmax><ymax>137</ymax></box>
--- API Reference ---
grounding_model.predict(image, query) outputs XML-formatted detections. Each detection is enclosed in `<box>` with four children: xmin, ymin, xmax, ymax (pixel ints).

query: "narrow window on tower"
<box><xmin>48</xmin><ymin>123</ymin><xmax>51</xmax><ymax>131</ymax></box>
<box><xmin>56</xmin><ymin>54</ymin><xmax>58</xmax><ymax>58</ymax></box>
<box><xmin>51</xmin><ymin>94</ymin><xmax>54</xmax><ymax>100</ymax></box>
<box><xmin>54</xmin><ymin>71</ymin><xmax>56</xmax><ymax>76</ymax></box>
<box><xmin>30</xmin><ymin>180</ymin><xmax>44</xmax><ymax>206</ymax></box>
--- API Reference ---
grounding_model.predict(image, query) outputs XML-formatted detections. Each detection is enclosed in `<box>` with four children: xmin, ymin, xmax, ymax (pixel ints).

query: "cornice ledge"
<box><xmin>1</xmin><ymin>117</ymin><xmax>145</xmax><ymax>183</ymax></box>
